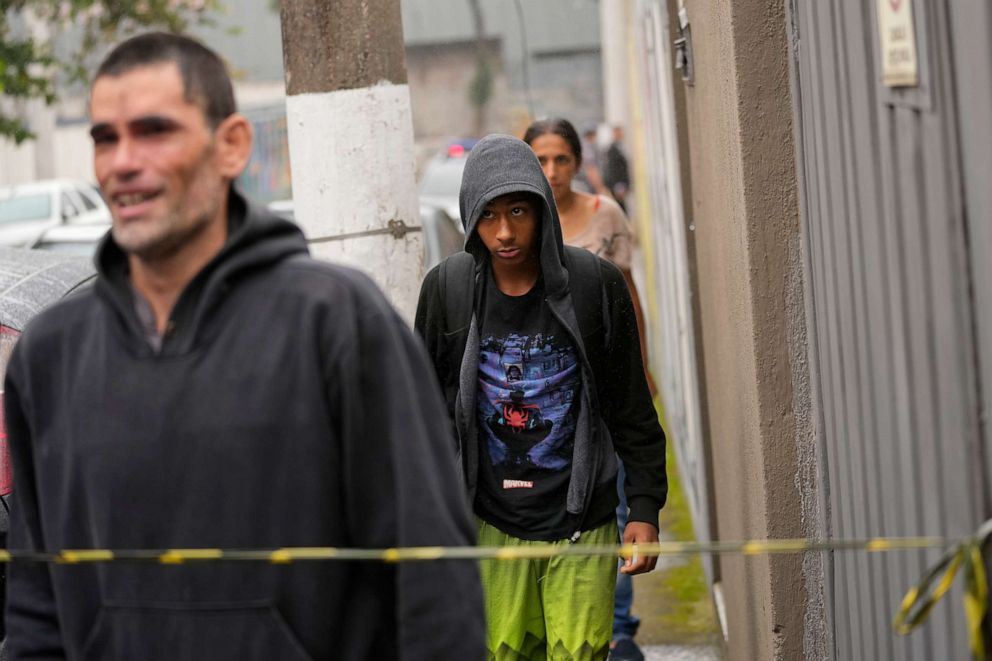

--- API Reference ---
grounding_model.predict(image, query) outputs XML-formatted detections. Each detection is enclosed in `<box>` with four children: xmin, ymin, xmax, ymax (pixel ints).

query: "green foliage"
<box><xmin>467</xmin><ymin>55</ymin><xmax>492</xmax><ymax>110</ymax></box>
<box><xmin>630</xmin><ymin>396</ymin><xmax>721</xmax><ymax>646</ymax></box>
<box><xmin>0</xmin><ymin>0</ymin><xmax>222</xmax><ymax>143</ymax></box>
<box><xmin>661</xmin><ymin>426</ymin><xmax>699</xmax><ymax>543</ymax></box>
<box><xmin>0</xmin><ymin>30</ymin><xmax>54</xmax><ymax>143</ymax></box>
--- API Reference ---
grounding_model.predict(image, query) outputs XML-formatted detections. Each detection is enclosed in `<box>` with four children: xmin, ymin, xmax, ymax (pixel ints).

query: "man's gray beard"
<box><xmin>112</xmin><ymin>210</ymin><xmax>215</xmax><ymax>263</ymax></box>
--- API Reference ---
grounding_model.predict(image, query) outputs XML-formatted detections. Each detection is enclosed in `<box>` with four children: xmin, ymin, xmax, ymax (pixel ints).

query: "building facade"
<box><xmin>613</xmin><ymin>0</ymin><xmax>992</xmax><ymax>658</ymax></box>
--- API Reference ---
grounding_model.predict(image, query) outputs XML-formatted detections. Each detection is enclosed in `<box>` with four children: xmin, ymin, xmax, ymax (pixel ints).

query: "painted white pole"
<box><xmin>600</xmin><ymin>0</ymin><xmax>630</xmax><ymax>128</ymax></box>
<box><xmin>279</xmin><ymin>0</ymin><xmax>423</xmax><ymax>323</ymax></box>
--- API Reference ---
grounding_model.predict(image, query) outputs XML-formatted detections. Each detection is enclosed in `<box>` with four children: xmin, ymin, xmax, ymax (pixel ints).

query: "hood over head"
<box><xmin>458</xmin><ymin>134</ymin><xmax>569</xmax><ymax>296</ymax></box>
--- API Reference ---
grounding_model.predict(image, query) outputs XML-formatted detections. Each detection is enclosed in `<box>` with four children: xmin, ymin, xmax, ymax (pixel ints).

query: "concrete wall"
<box><xmin>0</xmin><ymin>121</ymin><xmax>94</xmax><ymax>186</ymax></box>
<box><xmin>677</xmin><ymin>0</ymin><xmax>814</xmax><ymax>658</ymax></box>
<box><xmin>405</xmin><ymin>39</ymin><xmax>511</xmax><ymax>139</ymax></box>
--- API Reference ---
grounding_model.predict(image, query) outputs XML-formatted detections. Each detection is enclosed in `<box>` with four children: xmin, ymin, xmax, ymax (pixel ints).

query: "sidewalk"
<box><xmin>627</xmin><ymin>436</ymin><xmax>724</xmax><ymax>660</ymax></box>
<box><xmin>642</xmin><ymin>646</ymin><xmax>722</xmax><ymax>661</ymax></box>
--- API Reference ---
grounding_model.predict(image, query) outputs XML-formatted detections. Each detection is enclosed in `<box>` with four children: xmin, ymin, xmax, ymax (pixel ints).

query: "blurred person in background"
<box><xmin>573</xmin><ymin>124</ymin><xmax>608</xmax><ymax>196</ymax></box>
<box><xmin>602</xmin><ymin>125</ymin><xmax>631</xmax><ymax>213</ymax></box>
<box><xmin>523</xmin><ymin>118</ymin><xmax>653</xmax><ymax>396</ymax></box>
<box><xmin>524</xmin><ymin>117</ymin><xmax>656</xmax><ymax>661</ymax></box>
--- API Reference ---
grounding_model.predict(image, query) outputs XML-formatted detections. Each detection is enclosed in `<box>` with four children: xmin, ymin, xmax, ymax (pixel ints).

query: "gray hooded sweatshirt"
<box><xmin>416</xmin><ymin>134</ymin><xmax>667</xmax><ymax>539</ymax></box>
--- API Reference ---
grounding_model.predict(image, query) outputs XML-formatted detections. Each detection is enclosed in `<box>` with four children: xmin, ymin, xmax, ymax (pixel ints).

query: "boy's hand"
<box><xmin>620</xmin><ymin>521</ymin><xmax>659</xmax><ymax>575</ymax></box>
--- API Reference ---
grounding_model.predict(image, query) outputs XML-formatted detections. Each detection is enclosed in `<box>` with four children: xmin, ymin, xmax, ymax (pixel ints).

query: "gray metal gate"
<box><xmin>787</xmin><ymin>0</ymin><xmax>991</xmax><ymax>658</ymax></box>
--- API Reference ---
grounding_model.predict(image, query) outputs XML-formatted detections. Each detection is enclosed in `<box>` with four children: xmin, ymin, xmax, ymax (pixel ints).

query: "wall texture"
<box><xmin>405</xmin><ymin>39</ymin><xmax>511</xmax><ymax>139</ymax></box>
<box><xmin>789</xmin><ymin>0</ymin><xmax>990</xmax><ymax>657</ymax></box>
<box><xmin>679</xmin><ymin>0</ymin><xmax>812</xmax><ymax>658</ymax></box>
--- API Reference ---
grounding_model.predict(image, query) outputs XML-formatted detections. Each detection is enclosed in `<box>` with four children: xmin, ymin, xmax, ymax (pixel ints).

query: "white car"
<box><xmin>0</xmin><ymin>179</ymin><xmax>111</xmax><ymax>248</ymax></box>
<box><xmin>418</xmin><ymin>142</ymin><xmax>472</xmax><ymax>223</ymax></box>
<box><xmin>30</xmin><ymin>221</ymin><xmax>111</xmax><ymax>257</ymax></box>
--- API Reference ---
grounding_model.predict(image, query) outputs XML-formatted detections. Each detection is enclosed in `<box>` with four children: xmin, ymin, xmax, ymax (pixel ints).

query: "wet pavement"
<box><xmin>642</xmin><ymin>644</ymin><xmax>723</xmax><ymax>660</ymax></box>
<box><xmin>626</xmin><ymin>434</ymin><xmax>724</xmax><ymax>661</ymax></box>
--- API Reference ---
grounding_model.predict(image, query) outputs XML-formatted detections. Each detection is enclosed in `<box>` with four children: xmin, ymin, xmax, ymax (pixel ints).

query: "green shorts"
<box><xmin>477</xmin><ymin>518</ymin><xmax>618</xmax><ymax>661</ymax></box>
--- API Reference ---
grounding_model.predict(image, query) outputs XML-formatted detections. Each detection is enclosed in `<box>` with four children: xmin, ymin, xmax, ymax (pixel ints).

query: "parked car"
<box><xmin>30</xmin><ymin>221</ymin><xmax>111</xmax><ymax>257</ymax></box>
<box><xmin>419</xmin><ymin>203</ymin><xmax>463</xmax><ymax>270</ymax></box>
<box><xmin>0</xmin><ymin>179</ymin><xmax>111</xmax><ymax>248</ymax></box>
<box><xmin>418</xmin><ymin>139</ymin><xmax>475</xmax><ymax>223</ymax></box>
<box><xmin>416</xmin><ymin>140</ymin><xmax>477</xmax><ymax>269</ymax></box>
<box><xmin>0</xmin><ymin>248</ymin><xmax>97</xmax><ymax>642</ymax></box>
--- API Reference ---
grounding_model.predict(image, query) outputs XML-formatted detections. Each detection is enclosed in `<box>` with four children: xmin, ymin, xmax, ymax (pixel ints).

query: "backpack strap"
<box><xmin>562</xmin><ymin>245</ymin><xmax>610</xmax><ymax>351</ymax></box>
<box><xmin>439</xmin><ymin>251</ymin><xmax>476</xmax><ymax>335</ymax></box>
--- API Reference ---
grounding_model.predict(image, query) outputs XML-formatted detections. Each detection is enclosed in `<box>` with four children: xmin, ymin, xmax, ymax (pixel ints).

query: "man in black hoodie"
<box><xmin>415</xmin><ymin>135</ymin><xmax>667</xmax><ymax>659</ymax></box>
<box><xmin>2</xmin><ymin>32</ymin><xmax>485</xmax><ymax>660</ymax></box>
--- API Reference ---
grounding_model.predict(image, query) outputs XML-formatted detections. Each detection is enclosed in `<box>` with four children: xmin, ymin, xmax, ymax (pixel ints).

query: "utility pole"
<box><xmin>599</xmin><ymin>0</ymin><xmax>630</xmax><ymax>130</ymax></box>
<box><xmin>279</xmin><ymin>0</ymin><xmax>422</xmax><ymax>322</ymax></box>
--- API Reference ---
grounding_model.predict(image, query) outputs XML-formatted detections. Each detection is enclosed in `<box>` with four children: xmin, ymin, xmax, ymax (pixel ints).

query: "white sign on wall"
<box><xmin>876</xmin><ymin>0</ymin><xmax>919</xmax><ymax>87</ymax></box>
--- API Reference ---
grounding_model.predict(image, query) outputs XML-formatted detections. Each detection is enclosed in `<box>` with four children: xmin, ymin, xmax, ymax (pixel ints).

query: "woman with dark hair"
<box><xmin>523</xmin><ymin>118</ymin><xmax>653</xmax><ymax>395</ymax></box>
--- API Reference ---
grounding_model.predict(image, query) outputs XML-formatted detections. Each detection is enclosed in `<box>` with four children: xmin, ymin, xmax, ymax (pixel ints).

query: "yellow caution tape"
<box><xmin>4</xmin><ymin>523</ymin><xmax>989</xmax><ymax>657</ymax></box>
<box><xmin>893</xmin><ymin>519</ymin><xmax>992</xmax><ymax>661</ymax></box>
<box><xmin>1</xmin><ymin>537</ymin><xmax>951</xmax><ymax>565</ymax></box>
<box><xmin>159</xmin><ymin>549</ymin><xmax>224</xmax><ymax>564</ymax></box>
<box><xmin>57</xmin><ymin>550</ymin><xmax>114</xmax><ymax>564</ymax></box>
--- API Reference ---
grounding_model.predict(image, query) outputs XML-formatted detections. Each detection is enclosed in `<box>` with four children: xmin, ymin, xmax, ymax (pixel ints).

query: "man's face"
<box><xmin>476</xmin><ymin>194</ymin><xmax>540</xmax><ymax>268</ymax></box>
<box><xmin>90</xmin><ymin>62</ymin><xmax>230</xmax><ymax>261</ymax></box>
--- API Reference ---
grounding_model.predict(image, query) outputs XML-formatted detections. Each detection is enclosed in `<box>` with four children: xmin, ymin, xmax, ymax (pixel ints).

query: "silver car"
<box><xmin>0</xmin><ymin>179</ymin><xmax>111</xmax><ymax>248</ymax></box>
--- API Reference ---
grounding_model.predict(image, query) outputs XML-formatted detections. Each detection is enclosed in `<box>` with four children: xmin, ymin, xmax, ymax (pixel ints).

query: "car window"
<box><xmin>0</xmin><ymin>194</ymin><xmax>51</xmax><ymax>225</ymax></box>
<box><xmin>60</xmin><ymin>193</ymin><xmax>80</xmax><ymax>220</ymax></box>
<box><xmin>419</xmin><ymin>159</ymin><xmax>467</xmax><ymax>199</ymax></box>
<box><xmin>75</xmin><ymin>187</ymin><xmax>100</xmax><ymax>212</ymax></box>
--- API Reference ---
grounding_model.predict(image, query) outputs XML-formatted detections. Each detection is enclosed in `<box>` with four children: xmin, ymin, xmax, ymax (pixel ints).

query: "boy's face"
<box><xmin>476</xmin><ymin>193</ymin><xmax>540</xmax><ymax>269</ymax></box>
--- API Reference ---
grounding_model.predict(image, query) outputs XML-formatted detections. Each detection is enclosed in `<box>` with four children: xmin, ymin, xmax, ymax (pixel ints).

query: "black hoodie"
<box><xmin>3</xmin><ymin>191</ymin><xmax>485</xmax><ymax>660</ymax></box>
<box><xmin>415</xmin><ymin>135</ymin><xmax>667</xmax><ymax>539</ymax></box>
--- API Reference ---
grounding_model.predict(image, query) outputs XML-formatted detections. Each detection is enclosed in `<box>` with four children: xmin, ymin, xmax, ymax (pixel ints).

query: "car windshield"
<box><xmin>0</xmin><ymin>193</ymin><xmax>51</xmax><ymax>225</ymax></box>
<box><xmin>419</xmin><ymin>159</ymin><xmax>467</xmax><ymax>199</ymax></box>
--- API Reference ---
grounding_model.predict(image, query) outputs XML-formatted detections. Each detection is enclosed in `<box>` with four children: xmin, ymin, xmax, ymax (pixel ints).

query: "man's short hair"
<box><xmin>94</xmin><ymin>31</ymin><xmax>236</xmax><ymax>128</ymax></box>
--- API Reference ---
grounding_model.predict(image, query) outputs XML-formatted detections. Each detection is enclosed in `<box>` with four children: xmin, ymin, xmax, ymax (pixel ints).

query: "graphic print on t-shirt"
<box><xmin>477</xmin><ymin>332</ymin><xmax>580</xmax><ymax>473</ymax></box>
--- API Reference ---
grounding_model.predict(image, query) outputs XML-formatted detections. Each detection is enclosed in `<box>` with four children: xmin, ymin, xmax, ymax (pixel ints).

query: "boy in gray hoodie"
<box><xmin>415</xmin><ymin>134</ymin><xmax>667</xmax><ymax>659</ymax></box>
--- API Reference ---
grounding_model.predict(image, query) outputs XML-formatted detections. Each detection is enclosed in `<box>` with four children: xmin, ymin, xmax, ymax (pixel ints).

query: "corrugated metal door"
<box><xmin>788</xmin><ymin>0</ymin><xmax>989</xmax><ymax>658</ymax></box>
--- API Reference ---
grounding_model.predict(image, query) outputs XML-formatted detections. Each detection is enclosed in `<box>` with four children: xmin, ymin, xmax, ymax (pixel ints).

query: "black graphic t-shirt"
<box><xmin>474</xmin><ymin>271</ymin><xmax>581</xmax><ymax>540</ymax></box>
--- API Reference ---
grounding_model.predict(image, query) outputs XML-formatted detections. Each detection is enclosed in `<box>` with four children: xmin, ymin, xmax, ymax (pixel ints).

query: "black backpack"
<box><xmin>437</xmin><ymin>246</ymin><xmax>611</xmax><ymax>359</ymax></box>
